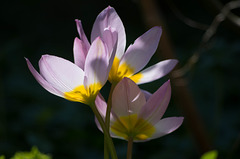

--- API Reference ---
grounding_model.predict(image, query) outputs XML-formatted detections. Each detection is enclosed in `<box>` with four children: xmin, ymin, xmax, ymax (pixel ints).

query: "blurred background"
<box><xmin>0</xmin><ymin>0</ymin><xmax>240</xmax><ymax>158</ymax></box>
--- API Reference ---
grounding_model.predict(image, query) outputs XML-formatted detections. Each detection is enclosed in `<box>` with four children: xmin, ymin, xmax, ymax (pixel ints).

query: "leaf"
<box><xmin>200</xmin><ymin>150</ymin><xmax>218</xmax><ymax>159</ymax></box>
<box><xmin>10</xmin><ymin>146</ymin><xmax>51</xmax><ymax>159</ymax></box>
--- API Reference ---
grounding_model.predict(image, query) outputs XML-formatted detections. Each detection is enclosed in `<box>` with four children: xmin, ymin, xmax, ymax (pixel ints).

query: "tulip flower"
<box><xmin>91</xmin><ymin>6</ymin><xmax>178</xmax><ymax>85</ymax></box>
<box><xmin>96</xmin><ymin>77</ymin><xmax>183</xmax><ymax>142</ymax></box>
<box><xmin>73</xmin><ymin>19</ymin><xmax>117</xmax><ymax>71</ymax></box>
<box><xmin>26</xmin><ymin>37</ymin><xmax>115</xmax><ymax>105</ymax></box>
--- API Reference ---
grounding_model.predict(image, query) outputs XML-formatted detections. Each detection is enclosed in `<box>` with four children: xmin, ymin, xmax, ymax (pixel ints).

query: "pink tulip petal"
<box><xmin>75</xmin><ymin>19</ymin><xmax>90</xmax><ymax>50</ymax></box>
<box><xmin>112</xmin><ymin>78</ymin><xmax>146</xmax><ymax>117</ymax></box>
<box><xmin>149</xmin><ymin>117</ymin><xmax>184</xmax><ymax>140</ymax></box>
<box><xmin>25</xmin><ymin>58</ymin><xmax>62</xmax><ymax>97</ymax></box>
<box><xmin>95</xmin><ymin>93</ymin><xmax>115</xmax><ymax>133</ymax></box>
<box><xmin>73</xmin><ymin>37</ymin><xmax>88</xmax><ymax>69</ymax></box>
<box><xmin>84</xmin><ymin>37</ymin><xmax>109</xmax><ymax>87</ymax></box>
<box><xmin>95</xmin><ymin>93</ymin><xmax>107</xmax><ymax>118</ymax></box>
<box><xmin>140</xmin><ymin>80</ymin><xmax>171</xmax><ymax>124</ymax></box>
<box><xmin>91</xmin><ymin>6</ymin><xmax>126</xmax><ymax>59</ymax></box>
<box><xmin>94</xmin><ymin>93</ymin><xmax>107</xmax><ymax>133</ymax></box>
<box><xmin>101</xmin><ymin>27</ymin><xmax>118</xmax><ymax>73</ymax></box>
<box><xmin>132</xmin><ymin>59</ymin><xmax>178</xmax><ymax>85</ymax></box>
<box><xmin>120</xmin><ymin>27</ymin><xmax>162</xmax><ymax>75</ymax></box>
<box><xmin>39</xmin><ymin>55</ymin><xmax>84</xmax><ymax>93</ymax></box>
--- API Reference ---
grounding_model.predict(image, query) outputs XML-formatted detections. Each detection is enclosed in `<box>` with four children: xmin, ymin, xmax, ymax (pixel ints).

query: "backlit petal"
<box><xmin>149</xmin><ymin>117</ymin><xmax>184</xmax><ymax>140</ymax></box>
<box><xmin>91</xmin><ymin>6</ymin><xmax>126</xmax><ymax>59</ymax></box>
<box><xmin>131</xmin><ymin>59</ymin><xmax>178</xmax><ymax>84</ymax></box>
<box><xmin>84</xmin><ymin>37</ymin><xmax>108</xmax><ymax>87</ymax></box>
<box><xmin>120</xmin><ymin>27</ymin><xmax>162</xmax><ymax>75</ymax></box>
<box><xmin>101</xmin><ymin>28</ymin><xmax>118</xmax><ymax>73</ymax></box>
<box><xmin>25</xmin><ymin>58</ymin><xmax>62</xmax><ymax>97</ymax></box>
<box><xmin>95</xmin><ymin>93</ymin><xmax>107</xmax><ymax>118</ymax></box>
<box><xmin>140</xmin><ymin>80</ymin><xmax>171</xmax><ymax>124</ymax></box>
<box><xmin>39</xmin><ymin>55</ymin><xmax>84</xmax><ymax>93</ymax></box>
<box><xmin>73</xmin><ymin>37</ymin><xmax>87</xmax><ymax>69</ymax></box>
<box><xmin>75</xmin><ymin>19</ymin><xmax>90</xmax><ymax>50</ymax></box>
<box><xmin>112</xmin><ymin>78</ymin><xmax>146</xmax><ymax>117</ymax></box>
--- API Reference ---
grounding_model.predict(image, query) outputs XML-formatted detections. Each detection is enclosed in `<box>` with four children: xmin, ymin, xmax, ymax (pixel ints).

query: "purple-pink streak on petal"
<box><xmin>140</xmin><ymin>80</ymin><xmax>171</xmax><ymax>125</ymax></box>
<box><xmin>25</xmin><ymin>58</ymin><xmax>62</xmax><ymax>97</ymax></box>
<box><xmin>75</xmin><ymin>19</ymin><xmax>90</xmax><ymax>50</ymax></box>
<box><xmin>112</xmin><ymin>77</ymin><xmax>146</xmax><ymax>117</ymax></box>
<box><xmin>73</xmin><ymin>37</ymin><xmax>88</xmax><ymax>69</ymax></box>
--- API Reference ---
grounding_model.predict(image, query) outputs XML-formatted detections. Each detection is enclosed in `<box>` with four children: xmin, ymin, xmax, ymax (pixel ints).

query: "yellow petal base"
<box><xmin>108</xmin><ymin>57</ymin><xmax>143</xmax><ymax>84</ymax></box>
<box><xmin>110</xmin><ymin>114</ymin><xmax>155</xmax><ymax>141</ymax></box>
<box><xmin>64</xmin><ymin>83</ymin><xmax>102</xmax><ymax>105</ymax></box>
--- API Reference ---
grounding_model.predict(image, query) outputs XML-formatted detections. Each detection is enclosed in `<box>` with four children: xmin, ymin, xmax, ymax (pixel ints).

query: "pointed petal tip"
<box><xmin>167</xmin><ymin>59</ymin><xmax>179</xmax><ymax>68</ymax></box>
<box><xmin>40</xmin><ymin>54</ymin><xmax>50</xmax><ymax>60</ymax></box>
<box><xmin>122</xmin><ymin>77</ymin><xmax>135</xmax><ymax>85</ymax></box>
<box><xmin>106</xmin><ymin>5</ymin><xmax>114</xmax><ymax>11</ymax></box>
<box><xmin>168</xmin><ymin>59</ymin><xmax>178</xmax><ymax>65</ymax></box>
<box><xmin>74</xmin><ymin>37</ymin><xmax>80</xmax><ymax>42</ymax></box>
<box><xmin>152</xmin><ymin>26</ymin><xmax>162</xmax><ymax>34</ymax></box>
<box><xmin>173</xmin><ymin>59</ymin><xmax>179</xmax><ymax>63</ymax></box>
<box><xmin>75</xmin><ymin>19</ymin><xmax>81</xmax><ymax>23</ymax></box>
<box><xmin>178</xmin><ymin>116</ymin><xmax>184</xmax><ymax>123</ymax></box>
<box><xmin>165</xmin><ymin>79</ymin><xmax>171</xmax><ymax>86</ymax></box>
<box><xmin>92</xmin><ymin>36</ymin><xmax>102</xmax><ymax>43</ymax></box>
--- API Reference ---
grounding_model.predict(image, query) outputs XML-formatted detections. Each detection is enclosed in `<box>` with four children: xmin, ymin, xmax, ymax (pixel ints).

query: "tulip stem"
<box><xmin>127</xmin><ymin>138</ymin><xmax>133</xmax><ymax>159</ymax></box>
<box><xmin>90</xmin><ymin>102</ymin><xmax>118</xmax><ymax>159</ymax></box>
<box><xmin>104</xmin><ymin>83</ymin><xmax>117</xmax><ymax>159</ymax></box>
<box><xmin>106</xmin><ymin>83</ymin><xmax>116</xmax><ymax>129</ymax></box>
<box><xmin>104</xmin><ymin>136</ymin><xmax>109</xmax><ymax>159</ymax></box>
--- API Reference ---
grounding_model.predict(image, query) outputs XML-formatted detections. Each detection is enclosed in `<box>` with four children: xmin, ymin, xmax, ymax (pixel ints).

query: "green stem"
<box><xmin>104</xmin><ymin>135</ymin><xmax>109</xmax><ymax>159</ymax></box>
<box><xmin>90</xmin><ymin>103</ymin><xmax>118</xmax><ymax>159</ymax></box>
<box><xmin>106</xmin><ymin>84</ymin><xmax>116</xmax><ymax>130</ymax></box>
<box><xmin>104</xmin><ymin>84</ymin><xmax>116</xmax><ymax>159</ymax></box>
<box><xmin>127</xmin><ymin>138</ymin><xmax>133</xmax><ymax>159</ymax></box>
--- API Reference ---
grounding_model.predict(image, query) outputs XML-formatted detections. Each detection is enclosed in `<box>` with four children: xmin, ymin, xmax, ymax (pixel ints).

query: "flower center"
<box><xmin>64</xmin><ymin>83</ymin><xmax>102</xmax><ymax>105</ymax></box>
<box><xmin>110</xmin><ymin>114</ymin><xmax>155</xmax><ymax>141</ymax></box>
<box><xmin>108</xmin><ymin>58</ymin><xmax>143</xmax><ymax>84</ymax></box>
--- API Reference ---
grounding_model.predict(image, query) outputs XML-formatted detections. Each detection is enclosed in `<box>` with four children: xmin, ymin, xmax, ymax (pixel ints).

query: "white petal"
<box><xmin>91</xmin><ymin>6</ymin><xmax>126</xmax><ymax>59</ymax></box>
<box><xmin>25</xmin><ymin>58</ymin><xmax>62</xmax><ymax>97</ymax></box>
<box><xmin>149</xmin><ymin>117</ymin><xmax>184</xmax><ymax>140</ymax></box>
<box><xmin>120</xmin><ymin>27</ymin><xmax>162</xmax><ymax>75</ymax></box>
<box><xmin>39</xmin><ymin>55</ymin><xmax>84</xmax><ymax>93</ymax></box>
<box><xmin>84</xmin><ymin>37</ymin><xmax>109</xmax><ymax>87</ymax></box>
<box><xmin>133</xmin><ymin>59</ymin><xmax>178</xmax><ymax>85</ymax></box>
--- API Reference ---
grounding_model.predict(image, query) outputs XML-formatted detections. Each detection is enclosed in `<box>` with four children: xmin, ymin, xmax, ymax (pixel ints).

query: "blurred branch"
<box><xmin>172</xmin><ymin>0</ymin><xmax>240</xmax><ymax>78</ymax></box>
<box><xmin>167</xmin><ymin>0</ymin><xmax>209</xmax><ymax>30</ymax></box>
<box><xmin>207</xmin><ymin>0</ymin><xmax>240</xmax><ymax>29</ymax></box>
<box><xmin>139</xmin><ymin>0</ymin><xmax>212</xmax><ymax>154</ymax></box>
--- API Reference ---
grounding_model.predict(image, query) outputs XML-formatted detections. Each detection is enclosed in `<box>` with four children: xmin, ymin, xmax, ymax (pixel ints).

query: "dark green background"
<box><xmin>1</xmin><ymin>0</ymin><xmax>240</xmax><ymax>158</ymax></box>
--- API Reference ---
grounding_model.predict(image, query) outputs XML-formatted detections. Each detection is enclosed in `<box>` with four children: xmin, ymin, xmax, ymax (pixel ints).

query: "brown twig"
<box><xmin>167</xmin><ymin>0</ymin><xmax>209</xmax><ymax>30</ymax></box>
<box><xmin>172</xmin><ymin>0</ymin><xmax>240</xmax><ymax>78</ymax></box>
<box><xmin>139</xmin><ymin>0</ymin><xmax>213</xmax><ymax>154</ymax></box>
